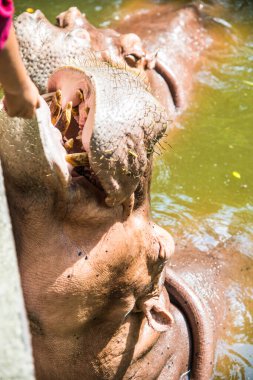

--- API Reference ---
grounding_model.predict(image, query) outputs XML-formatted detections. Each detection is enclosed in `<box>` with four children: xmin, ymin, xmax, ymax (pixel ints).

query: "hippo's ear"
<box><xmin>142</xmin><ymin>298</ymin><xmax>174</xmax><ymax>332</ymax></box>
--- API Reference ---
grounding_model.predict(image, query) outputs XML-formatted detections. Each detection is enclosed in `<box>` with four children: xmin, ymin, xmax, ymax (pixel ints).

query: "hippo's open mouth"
<box><xmin>40</xmin><ymin>61</ymin><xmax>170</xmax><ymax>208</ymax></box>
<box><xmin>44</xmin><ymin>67</ymin><xmax>103</xmax><ymax>191</ymax></box>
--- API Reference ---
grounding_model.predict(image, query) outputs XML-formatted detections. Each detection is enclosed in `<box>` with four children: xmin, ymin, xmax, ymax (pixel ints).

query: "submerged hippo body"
<box><xmin>0</xmin><ymin>3</ymin><xmax>236</xmax><ymax>380</ymax></box>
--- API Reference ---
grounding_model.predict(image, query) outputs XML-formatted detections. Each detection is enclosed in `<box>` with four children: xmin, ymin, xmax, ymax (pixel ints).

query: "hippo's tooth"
<box><xmin>63</xmin><ymin>101</ymin><xmax>72</xmax><ymax>135</ymax></box>
<box><xmin>76</xmin><ymin>130</ymin><xmax>82</xmax><ymax>140</ymax></box>
<box><xmin>72</xmin><ymin>106</ymin><xmax>79</xmax><ymax>116</ymax></box>
<box><xmin>55</xmin><ymin>101</ymin><xmax>72</xmax><ymax>136</ymax></box>
<box><xmin>76</xmin><ymin>89</ymin><xmax>84</xmax><ymax>102</ymax></box>
<box><xmin>55</xmin><ymin>89</ymin><xmax>62</xmax><ymax>103</ymax></box>
<box><xmin>64</xmin><ymin>138</ymin><xmax>74</xmax><ymax>150</ymax></box>
<box><xmin>50</xmin><ymin>89</ymin><xmax>62</xmax><ymax>125</ymax></box>
<box><xmin>78</xmin><ymin>102</ymin><xmax>89</xmax><ymax>129</ymax></box>
<box><xmin>65</xmin><ymin>152</ymin><xmax>89</xmax><ymax>167</ymax></box>
<box><xmin>71</xmin><ymin>106</ymin><xmax>80</xmax><ymax>125</ymax></box>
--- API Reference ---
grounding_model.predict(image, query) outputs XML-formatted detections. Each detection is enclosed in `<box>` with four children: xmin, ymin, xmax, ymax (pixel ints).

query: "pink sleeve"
<box><xmin>0</xmin><ymin>0</ymin><xmax>14</xmax><ymax>50</ymax></box>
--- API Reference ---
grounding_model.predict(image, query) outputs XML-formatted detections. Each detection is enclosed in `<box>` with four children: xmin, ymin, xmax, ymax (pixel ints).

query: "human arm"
<box><xmin>0</xmin><ymin>25</ymin><xmax>40</xmax><ymax>118</ymax></box>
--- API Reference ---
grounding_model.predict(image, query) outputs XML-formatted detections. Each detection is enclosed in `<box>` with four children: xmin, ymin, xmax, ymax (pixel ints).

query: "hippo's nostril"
<box><xmin>55</xmin><ymin>17</ymin><xmax>61</xmax><ymax>27</ymax></box>
<box><xmin>31</xmin><ymin>9</ymin><xmax>44</xmax><ymax>21</ymax></box>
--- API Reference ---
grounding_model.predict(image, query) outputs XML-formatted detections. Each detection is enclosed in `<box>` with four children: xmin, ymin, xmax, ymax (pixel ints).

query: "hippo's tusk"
<box><xmin>64</xmin><ymin>138</ymin><xmax>74</xmax><ymax>150</ymax></box>
<box><xmin>165</xmin><ymin>268</ymin><xmax>214</xmax><ymax>380</ymax></box>
<box><xmin>54</xmin><ymin>101</ymin><xmax>72</xmax><ymax>136</ymax></box>
<box><xmin>50</xmin><ymin>89</ymin><xmax>62</xmax><ymax>125</ymax></box>
<box><xmin>76</xmin><ymin>89</ymin><xmax>84</xmax><ymax>102</ymax></box>
<box><xmin>154</xmin><ymin>59</ymin><xmax>181</xmax><ymax>108</ymax></box>
<box><xmin>65</xmin><ymin>152</ymin><xmax>89</xmax><ymax>167</ymax></box>
<box><xmin>62</xmin><ymin>102</ymin><xmax>72</xmax><ymax>136</ymax></box>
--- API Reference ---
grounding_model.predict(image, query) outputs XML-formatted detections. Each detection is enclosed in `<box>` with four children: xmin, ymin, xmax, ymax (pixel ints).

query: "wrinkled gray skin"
<box><xmin>0</xmin><ymin>5</ymin><xmax>234</xmax><ymax>380</ymax></box>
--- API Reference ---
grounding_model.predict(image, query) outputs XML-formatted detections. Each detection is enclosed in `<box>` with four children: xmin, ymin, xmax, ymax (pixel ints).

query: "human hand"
<box><xmin>3</xmin><ymin>78</ymin><xmax>40</xmax><ymax>119</ymax></box>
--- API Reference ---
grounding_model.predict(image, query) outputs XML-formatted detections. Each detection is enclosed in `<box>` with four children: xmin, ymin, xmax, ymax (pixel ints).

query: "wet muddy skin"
<box><xmin>13</xmin><ymin>1</ymin><xmax>253</xmax><ymax>378</ymax></box>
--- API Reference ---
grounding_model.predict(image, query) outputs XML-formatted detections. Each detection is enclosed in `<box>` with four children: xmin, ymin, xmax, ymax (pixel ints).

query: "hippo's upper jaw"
<box><xmin>15</xmin><ymin>8</ymin><xmax>180</xmax><ymax>116</ymax></box>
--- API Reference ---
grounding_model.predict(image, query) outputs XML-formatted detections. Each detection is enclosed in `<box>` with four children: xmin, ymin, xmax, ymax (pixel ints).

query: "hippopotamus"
<box><xmin>1</xmin><ymin>2</ymin><xmax>251</xmax><ymax>380</ymax></box>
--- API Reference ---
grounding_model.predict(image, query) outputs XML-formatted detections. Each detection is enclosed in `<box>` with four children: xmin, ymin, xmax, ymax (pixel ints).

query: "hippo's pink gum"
<box><xmin>48</xmin><ymin>67</ymin><xmax>95</xmax><ymax>153</ymax></box>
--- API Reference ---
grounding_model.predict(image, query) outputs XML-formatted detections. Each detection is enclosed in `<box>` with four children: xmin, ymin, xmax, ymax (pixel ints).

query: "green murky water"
<box><xmin>13</xmin><ymin>0</ymin><xmax>253</xmax><ymax>378</ymax></box>
<box><xmin>152</xmin><ymin>4</ymin><xmax>253</xmax><ymax>257</ymax></box>
<box><xmin>14</xmin><ymin>0</ymin><xmax>124</xmax><ymax>26</ymax></box>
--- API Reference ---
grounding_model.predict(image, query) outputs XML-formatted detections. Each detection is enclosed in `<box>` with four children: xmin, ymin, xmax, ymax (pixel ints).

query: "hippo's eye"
<box><xmin>124</xmin><ymin>54</ymin><xmax>141</xmax><ymax>67</ymax></box>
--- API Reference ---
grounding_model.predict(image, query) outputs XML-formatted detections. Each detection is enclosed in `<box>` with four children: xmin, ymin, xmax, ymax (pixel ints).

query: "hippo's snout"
<box><xmin>46</xmin><ymin>61</ymin><xmax>170</xmax><ymax>208</ymax></box>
